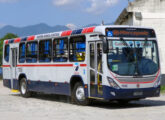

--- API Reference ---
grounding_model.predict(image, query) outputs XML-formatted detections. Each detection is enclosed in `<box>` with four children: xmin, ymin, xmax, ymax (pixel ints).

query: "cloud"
<box><xmin>52</xmin><ymin>0</ymin><xmax>119</xmax><ymax>15</ymax></box>
<box><xmin>86</xmin><ymin>0</ymin><xmax>119</xmax><ymax>15</ymax></box>
<box><xmin>66</xmin><ymin>23</ymin><xmax>78</xmax><ymax>30</ymax></box>
<box><xmin>0</xmin><ymin>0</ymin><xmax>19</xmax><ymax>3</ymax></box>
<box><xmin>0</xmin><ymin>23</ymin><xmax>6</xmax><ymax>28</ymax></box>
<box><xmin>52</xmin><ymin>0</ymin><xmax>82</xmax><ymax>6</ymax></box>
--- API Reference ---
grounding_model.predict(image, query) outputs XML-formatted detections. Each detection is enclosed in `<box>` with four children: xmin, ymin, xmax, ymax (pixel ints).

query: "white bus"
<box><xmin>2</xmin><ymin>25</ymin><xmax>161</xmax><ymax>105</ymax></box>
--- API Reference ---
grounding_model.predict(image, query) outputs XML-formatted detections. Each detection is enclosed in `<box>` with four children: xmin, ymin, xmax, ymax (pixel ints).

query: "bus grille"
<box><xmin>116</xmin><ymin>76</ymin><xmax>156</xmax><ymax>83</ymax></box>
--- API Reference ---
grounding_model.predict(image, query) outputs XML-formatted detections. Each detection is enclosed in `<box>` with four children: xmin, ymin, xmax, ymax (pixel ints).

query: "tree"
<box><xmin>0</xmin><ymin>33</ymin><xmax>18</xmax><ymax>65</ymax></box>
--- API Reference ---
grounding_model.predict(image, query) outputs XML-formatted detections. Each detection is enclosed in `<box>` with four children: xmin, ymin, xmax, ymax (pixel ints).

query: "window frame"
<box><xmin>69</xmin><ymin>35</ymin><xmax>86</xmax><ymax>62</ymax></box>
<box><xmin>39</xmin><ymin>39</ymin><xmax>52</xmax><ymax>63</ymax></box>
<box><xmin>26</xmin><ymin>41</ymin><xmax>38</xmax><ymax>63</ymax></box>
<box><xmin>53</xmin><ymin>37</ymin><xmax>69</xmax><ymax>62</ymax></box>
<box><xmin>4</xmin><ymin>44</ymin><xmax>10</xmax><ymax>62</ymax></box>
<box><xmin>19</xmin><ymin>42</ymin><xmax>26</xmax><ymax>63</ymax></box>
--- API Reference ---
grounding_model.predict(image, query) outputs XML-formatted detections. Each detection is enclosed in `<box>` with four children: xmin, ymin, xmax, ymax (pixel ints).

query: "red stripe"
<box><xmin>61</xmin><ymin>30</ymin><xmax>72</xmax><ymax>37</ymax></box>
<box><xmin>17</xmin><ymin>64</ymin><xmax>73</xmax><ymax>67</ymax></box>
<box><xmin>110</xmin><ymin>69</ymin><xmax>160</xmax><ymax>84</ymax></box>
<box><xmin>14</xmin><ymin>38</ymin><xmax>21</xmax><ymax>43</ymax></box>
<box><xmin>5</xmin><ymin>40</ymin><xmax>9</xmax><ymax>44</ymax></box>
<box><xmin>82</xmin><ymin>28</ymin><xmax>88</xmax><ymax>33</ymax></box>
<box><xmin>82</xmin><ymin>27</ymin><xmax>95</xmax><ymax>34</ymax></box>
<box><xmin>80</xmin><ymin>64</ymin><xmax>87</xmax><ymax>67</ymax></box>
<box><xmin>2</xmin><ymin>65</ymin><xmax>10</xmax><ymax>67</ymax></box>
<box><xmin>87</xmin><ymin>27</ymin><xmax>95</xmax><ymax>33</ymax></box>
<box><xmin>27</xmin><ymin>36</ymin><xmax>35</xmax><ymax>41</ymax></box>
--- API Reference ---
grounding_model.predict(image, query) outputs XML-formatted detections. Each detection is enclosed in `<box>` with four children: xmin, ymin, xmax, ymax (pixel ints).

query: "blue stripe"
<box><xmin>9</xmin><ymin>39</ymin><xmax>14</xmax><ymax>43</ymax></box>
<box><xmin>102</xmin><ymin>85</ymin><xmax>160</xmax><ymax>100</ymax></box>
<box><xmin>3</xmin><ymin>79</ymin><xmax>160</xmax><ymax>101</ymax></box>
<box><xmin>71</xmin><ymin>29</ymin><xmax>83</xmax><ymax>35</ymax></box>
<box><xmin>3</xmin><ymin>79</ymin><xmax>11</xmax><ymax>88</ymax></box>
<box><xmin>21</xmin><ymin>37</ymin><xmax>27</xmax><ymax>42</ymax></box>
<box><xmin>28</xmin><ymin>81</ymin><xmax>70</xmax><ymax>95</ymax></box>
<box><xmin>3</xmin><ymin>79</ymin><xmax>19</xmax><ymax>90</ymax></box>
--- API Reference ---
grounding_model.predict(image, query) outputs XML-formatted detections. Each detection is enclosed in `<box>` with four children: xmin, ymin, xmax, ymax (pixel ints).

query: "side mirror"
<box><xmin>103</xmin><ymin>38</ymin><xmax>108</xmax><ymax>53</ymax></box>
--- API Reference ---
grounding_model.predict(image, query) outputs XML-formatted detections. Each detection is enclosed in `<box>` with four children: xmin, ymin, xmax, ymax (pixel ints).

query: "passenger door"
<box><xmin>88</xmin><ymin>42</ymin><xmax>103</xmax><ymax>98</ymax></box>
<box><xmin>10</xmin><ymin>48</ymin><xmax>17</xmax><ymax>90</ymax></box>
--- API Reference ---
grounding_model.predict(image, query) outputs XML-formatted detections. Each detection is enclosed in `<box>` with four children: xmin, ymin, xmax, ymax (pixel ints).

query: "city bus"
<box><xmin>2</xmin><ymin>25</ymin><xmax>161</xmax><ymax>105</ymax></box>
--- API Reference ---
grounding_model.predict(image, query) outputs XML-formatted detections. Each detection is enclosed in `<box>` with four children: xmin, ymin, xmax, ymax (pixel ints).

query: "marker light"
<box><xmin>154</xmin><ymin>75</ymin><xmax>161</xmax><ymax>88</ymax></box>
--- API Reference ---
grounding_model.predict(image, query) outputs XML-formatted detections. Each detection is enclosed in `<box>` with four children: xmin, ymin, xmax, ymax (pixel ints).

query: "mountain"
<box><xmin>0</xmin><ymin>22</ymin><xmax>114</xmax><ymax>38</ymax></box>
<box><xmin>66</xmin><ymin>24</ymin><xmax>78</xmax><ymax>30</ymax></box>
<box><xmin>0</xmin><ymin>23</ymin><xmax>69</xmax><ymax>38</ymax></box>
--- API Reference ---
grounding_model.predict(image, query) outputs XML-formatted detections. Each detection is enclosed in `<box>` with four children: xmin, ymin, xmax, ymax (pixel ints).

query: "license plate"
<box><xmin>133</xmin><ymin>91</ymin><xmax>143</xmax><ymax>96</ymax></box>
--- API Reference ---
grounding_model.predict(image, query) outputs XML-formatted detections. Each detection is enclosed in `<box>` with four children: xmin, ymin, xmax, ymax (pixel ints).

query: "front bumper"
<box><xmin>103</xmin><ymin>85</ymin><xmax>160</xmax><ymax>100</ymax></box>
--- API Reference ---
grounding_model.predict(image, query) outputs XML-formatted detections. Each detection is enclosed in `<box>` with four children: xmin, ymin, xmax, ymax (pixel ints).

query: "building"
<box><xmin>115</xmin><ymin>0</ymin><xmax>165</xmax><ymax>81</ymax></box>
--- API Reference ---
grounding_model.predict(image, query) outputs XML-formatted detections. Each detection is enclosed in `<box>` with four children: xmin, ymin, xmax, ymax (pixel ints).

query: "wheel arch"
<box><xmin>70</xmin><ymin>75</ymin><xmax>84</xmax><ymax>94</ymax></box>
<box><xmin>18</xmin><ymin>73</ymin><xmax>27</xmax><ymax>88</ymax></box>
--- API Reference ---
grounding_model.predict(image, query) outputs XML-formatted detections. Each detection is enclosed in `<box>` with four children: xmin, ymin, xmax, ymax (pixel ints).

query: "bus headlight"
<box><xmin>154</xmin><ymin>75</ymin><xmax>161</xmax><ymax>88</ymax></box>
<box><xmin>107</xmin><ymin>77</ymin><xmax>120</xmax><ymax>89</ymax></box>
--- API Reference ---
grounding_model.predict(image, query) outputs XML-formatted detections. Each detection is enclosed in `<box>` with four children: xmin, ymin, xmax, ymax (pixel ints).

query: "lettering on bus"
<box><xmin>106</xmin><ymin>28</ymin><xmax>156</xmax><ymax>38</ymax></box>
<box><xmin>112</xmin><ymin>41</ymin><xmax>153</xmax><ymax>49</ymax></box>
<box><xmin>36</xmin><ymin>32</ymin><xmax>60</xmax><ymax>39</ymax></box>
<box><xmin>113</xmin><ymin>30</ymin><xmax>149</xmax><ymax>37</ymax></box>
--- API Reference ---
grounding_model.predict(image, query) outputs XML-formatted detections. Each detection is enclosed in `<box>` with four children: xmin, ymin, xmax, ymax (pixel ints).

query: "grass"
<box><xmin>161</xmin><ymin>85</ymin><xmax>165</xmax><ymax>93</ymax></box>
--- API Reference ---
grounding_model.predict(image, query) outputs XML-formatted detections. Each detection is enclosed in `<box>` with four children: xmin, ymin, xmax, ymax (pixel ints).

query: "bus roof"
<box><xmin>4</xmin><ymin>25</ymin><xmax>155</xmax><ymax>45</ymax></box>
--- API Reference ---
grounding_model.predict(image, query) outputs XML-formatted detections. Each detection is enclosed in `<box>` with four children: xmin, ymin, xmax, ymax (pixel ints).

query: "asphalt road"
<box><xmin>0</xmin><ymin>80</ymin><xmax>165</xmax><ymax>120</ymax></box>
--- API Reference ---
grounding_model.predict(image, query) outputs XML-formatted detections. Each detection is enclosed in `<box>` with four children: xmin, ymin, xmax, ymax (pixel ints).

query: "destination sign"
<box><xmin>106</xmin><ymin>28</ymin><xmax>156</xmax><ymax>38</ymax></box>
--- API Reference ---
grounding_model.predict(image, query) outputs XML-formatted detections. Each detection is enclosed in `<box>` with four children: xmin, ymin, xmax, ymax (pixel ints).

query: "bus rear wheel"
<box><xmin>20</xmin><ymin>78</ymin><xmax>31</xmax><ymax>98</ymax></box>
<box><xmin>72</xmin><ymin>82</ymin><xmax>89</xmax><ymax>106</ymax></box>
<box><xmin>117</xmin><ymin>100</ymin><xmax>130</xmax><ymax>105</ymax></box>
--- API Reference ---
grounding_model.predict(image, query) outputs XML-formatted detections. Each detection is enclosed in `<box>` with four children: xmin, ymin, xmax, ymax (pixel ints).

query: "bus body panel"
<box><xmin>2</xmin><ymin>25</ymin><xmax>161</xmax><ymax>101</ymax></box>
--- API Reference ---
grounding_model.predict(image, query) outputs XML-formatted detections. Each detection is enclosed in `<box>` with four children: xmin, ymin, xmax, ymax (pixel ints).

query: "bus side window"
<box><xmin>53</xmin><ymin>38</ymin><xmax>68</xmax><ymax>62</ymax></box>
<box><xmin>4</xmin><ymin>45</ymin><xmax>10</xmax><ymax>62</ymax></box>
<box><xmin>69</xmin><ymin>36</ymin><xmax>86</xmax><ymax>62</ymax></box>
<box><xmin>39</xmin><ymin>40</ymin><xmax>52</xmax><ymax>62</ymax></box>
<box><xmin>19</xmin><ymin>43</ymin><xmax>26</xmax><ymax>63</ymax></box>
<box><xmin>26</xmin><ymin>42</ymin><xmax>38</xmax><ymax>63</ymax></box>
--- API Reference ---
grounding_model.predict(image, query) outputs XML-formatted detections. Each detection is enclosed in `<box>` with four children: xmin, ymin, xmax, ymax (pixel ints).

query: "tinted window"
<box><xmin>69</xmin><ymin>36</ymin><xmax>86</xmax><ymax>62</ymax></box>
<box><xmin>39</xmin><ymin>40</ymin><xmax>52</xmax><ymax>62</ymax></box>
<box><xmin>26</xmin><ymin>42</ymin><xmax>38</xmax><ymax>63</ymax></box>
<box><xmin>19</xmin><ymin>43</ymin><xmax>25</xmax><ymax>63</ymax></box>
<box><xmin>4</xmin><ymin>45</ymin><xmax>10</xmax><ymax>62</ymax></box>
<box><xmin>53</xmin><ymin>38</ymin><xmax>68</xmax><ymax>62</ymax></box>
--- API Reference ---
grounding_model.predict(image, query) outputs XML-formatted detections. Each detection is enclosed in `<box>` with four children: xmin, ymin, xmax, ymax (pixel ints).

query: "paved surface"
<box><xmin>0</xmin><ymin>80</ymin><xmax>165</xmax><ymax>120</ymax></box>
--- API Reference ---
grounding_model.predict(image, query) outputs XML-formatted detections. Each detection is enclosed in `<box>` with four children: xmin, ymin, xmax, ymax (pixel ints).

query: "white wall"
<box><xmin>116</xmin><ymin>0</ymin><xmax>165</xmax><ymax>74</ymax></box>
<box><xmin>133</xmin><ymin>12</ymin><xmax>165</xmax><ymax>73</ymax></box>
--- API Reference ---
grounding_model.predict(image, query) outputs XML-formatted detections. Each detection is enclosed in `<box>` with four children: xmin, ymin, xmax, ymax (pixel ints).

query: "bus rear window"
<box><xmin>4</xmin><ymin>45</ymin><xmax>10</xmax><ymax>62</ymax></box>
<box><xmin>26</xmin><ymin>42</ymin><xmax>38</xmax><ymax>63</ymax></box>
<box><xmin>69</xmin><ymin>36</ymin><xmax>86</xmax><ymax>62</ymax></box>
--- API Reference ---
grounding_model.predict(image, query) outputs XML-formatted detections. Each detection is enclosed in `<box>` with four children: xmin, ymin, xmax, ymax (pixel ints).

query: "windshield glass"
<box><xmin>107</xmin><ymin>40</ymin><xmax>159</xmax><ymax>76</ymax></box>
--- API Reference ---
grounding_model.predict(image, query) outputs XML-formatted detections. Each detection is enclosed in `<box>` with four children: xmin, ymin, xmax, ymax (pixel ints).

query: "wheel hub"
<box><xmin>21</xmin><ymin>82</ymin><xmax>26</xmax><ymax>94</ymax></box>
<box><xmin>76</xmin><ymin>86</ymin><xmax>85</xmax><ymax>101</ymax></box>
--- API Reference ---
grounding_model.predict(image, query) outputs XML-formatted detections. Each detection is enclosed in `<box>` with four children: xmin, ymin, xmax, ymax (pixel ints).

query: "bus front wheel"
<box><xmin>20</xmin><ymin>78</ymin><xmax>31</xmax><ymax>98</ymax></box>
<box><xmin>72</xmin><ymin>82</ymin><xmax>89</xmax><ymax>105</ymax></box>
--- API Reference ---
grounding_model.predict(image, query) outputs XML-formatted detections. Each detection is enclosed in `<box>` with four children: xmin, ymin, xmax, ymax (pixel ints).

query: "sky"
<box><xmin>0</xmin><ymin>0</ymin><xmax>134</xmax><ymax>28</ymax></box>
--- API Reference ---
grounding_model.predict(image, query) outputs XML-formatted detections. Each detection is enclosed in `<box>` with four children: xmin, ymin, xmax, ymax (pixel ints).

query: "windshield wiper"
<box><xmin>120</xmin><ymin>38</ymin><xmax>128</xmax><ymax>47</ymax></box>
<box><xmin>142</xmin><ymin>38</ymin><xmax>148</xmax><ymax>49</ymax></box>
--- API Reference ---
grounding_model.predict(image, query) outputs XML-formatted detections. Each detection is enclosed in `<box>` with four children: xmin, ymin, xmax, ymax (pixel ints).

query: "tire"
<box><xmin>20</xmin><ymin>78</ymin><xmax>31</xmax><ymax>98</ymax></box>
<box><xmin>71</xmin><ymin>82</ymin><xmax>89</xmax><ymax>106</ymax></box>
<box><xmin>117</xmin><ymin>100</ymin><xmax>130</xmax><ymax>105</ymax></box>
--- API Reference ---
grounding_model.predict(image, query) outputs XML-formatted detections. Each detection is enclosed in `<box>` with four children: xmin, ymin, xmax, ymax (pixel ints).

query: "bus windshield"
<box><xmin>107</xmin><ymin>40</ymin><xmax>159</xmax><ymax>76</ymax></box>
